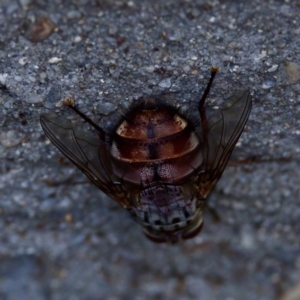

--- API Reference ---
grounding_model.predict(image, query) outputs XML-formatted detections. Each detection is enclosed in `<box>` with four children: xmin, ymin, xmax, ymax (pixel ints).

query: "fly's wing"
<box><xmin>40</xmin><ymin>114</ymin><xmax>129</xmax><ymax>207</ymax></box>
<box><xmin>197</xmin><ymin>90</ymin><xmax>252</xmax><ymax>198</ymax></box>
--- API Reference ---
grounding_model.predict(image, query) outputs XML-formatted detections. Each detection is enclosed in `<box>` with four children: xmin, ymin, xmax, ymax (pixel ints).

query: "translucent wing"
<box><xmin>40</xmin><ymin>114</ymin><xmax>129</xmax><ymax>207</ymax></box>
<box><xmin>197</xmin><ymin>90</ymin><xmax>252</xmax><ymax>198</ymax></box>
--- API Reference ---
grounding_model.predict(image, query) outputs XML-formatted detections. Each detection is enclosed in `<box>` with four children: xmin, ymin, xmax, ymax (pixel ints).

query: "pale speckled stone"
<box><xmin>25</xmin><ymin>93</ymin><xmax>43</xmax><ymax>103</ymax></box>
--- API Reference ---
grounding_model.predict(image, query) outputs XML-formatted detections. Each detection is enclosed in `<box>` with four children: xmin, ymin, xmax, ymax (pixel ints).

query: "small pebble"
<box><xmin>158</xmin><ymin>78</ymin><xmax>172</xmax><ymax>88</ymax></box>
<box><xmin>48</xmin><ymin>57</ymin><xmax>62</xmax><ymax>64</ymax></box>
<box><xmin>18</xmin><ymin>57</ymin><xmax>28</xmax><ymax>65</ymax></box>
<box><xmin>284</xmin><ymin>61</ymin><xmax>300</xmax><ymax>85</ymax></box>
<box><xmin>0</xmin><ymin>130</ymin><xmax>24</xmax><ymax>148</ymax></box>
<box><xmin>267</xmin><ymin>64</ymin><xmax>278</xmax><ymax>72</ymax></box>
<box><xmin>262</xmin><ymin>78</ymin><xmax>276</xmax><ymax>89</ymax></box>
<box><xmin>25</xmin><ymin>93</ymin><xmax>43</xmax><ymax>104</ymax></box>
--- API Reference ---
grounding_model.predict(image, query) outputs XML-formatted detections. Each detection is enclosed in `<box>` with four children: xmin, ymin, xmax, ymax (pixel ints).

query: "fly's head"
<box><xmin>129</xmin><ymin>182</ymin><xmax>206</xmax><ymax>243</ymax></box>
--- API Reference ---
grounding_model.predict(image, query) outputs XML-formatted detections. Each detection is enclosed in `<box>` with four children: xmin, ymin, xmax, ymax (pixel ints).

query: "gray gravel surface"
<box><xmin>1</xmin><ymin>0</ymin><xmax>300</xmax><ymax>299</ymax></box>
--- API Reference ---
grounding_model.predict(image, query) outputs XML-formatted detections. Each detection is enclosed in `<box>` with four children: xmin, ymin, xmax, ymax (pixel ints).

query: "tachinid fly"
<box><xmin>40</xmin><ymin>67</ymin><xmax>252</xmax><ymax>243</ymax></box>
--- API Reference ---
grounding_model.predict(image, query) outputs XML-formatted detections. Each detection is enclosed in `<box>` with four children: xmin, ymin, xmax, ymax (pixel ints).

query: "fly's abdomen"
<box><xmin>110</xmin><ymin>107</ymin><xmax>203</xmax><ymax>184</ymax></box>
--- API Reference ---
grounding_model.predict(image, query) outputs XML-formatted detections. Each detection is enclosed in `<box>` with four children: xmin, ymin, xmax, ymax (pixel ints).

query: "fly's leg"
<box><xmin>198</xmin><ymin>66</ymin><xmax>218</xmax><ymax>142</ymax></box>
<box><xmin>205</xmin><ymin>203</ymin><xmax>221</xmax><ymax>222</ymax></box>
<box><xmin>64</xmin><ymin>98</ymin><xmax>105</xmax><ymax>140</ymax></box>
<box><xmin>199</xmin><ymin>200</ymin><xmax>220</xmax><ymax>222</ymax></box>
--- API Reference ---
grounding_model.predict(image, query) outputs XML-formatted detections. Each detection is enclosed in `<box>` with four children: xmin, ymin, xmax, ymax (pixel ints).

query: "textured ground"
<box><xmin>1</xmin><ymin>0</ymin><xmax>300</xmax><ymax>299</ymax></box>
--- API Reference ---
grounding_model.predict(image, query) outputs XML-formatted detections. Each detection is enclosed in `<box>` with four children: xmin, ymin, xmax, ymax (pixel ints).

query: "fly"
<box><xmin>40</xmin><ymin>67</ymin><xmax>252</xmax><ymax>243</ymax></box>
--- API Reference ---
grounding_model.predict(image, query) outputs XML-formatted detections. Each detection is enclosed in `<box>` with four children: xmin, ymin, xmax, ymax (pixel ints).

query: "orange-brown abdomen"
<box><xmin>110</xmin><ymin>106</ymin><xmax>203</xmax><ymax>185</ymax></box>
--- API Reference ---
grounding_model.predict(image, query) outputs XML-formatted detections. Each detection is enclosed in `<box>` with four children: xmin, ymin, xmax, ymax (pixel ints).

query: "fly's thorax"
<box><xmin>129</xmin><ymin>182</ymin><xmax>205</xmax><ymax>243</ymax></box>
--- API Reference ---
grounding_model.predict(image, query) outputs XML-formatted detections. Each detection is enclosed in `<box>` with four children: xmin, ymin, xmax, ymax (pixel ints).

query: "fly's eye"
<box><xmin>183</xmin><ymin>209</ymin><xmax>190</xmax><ymax>218</ymax></box>
<box><xmin>172</xmin><ymin>217</ymin><xmax>181</xmax><ymax>224</ymax></box>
